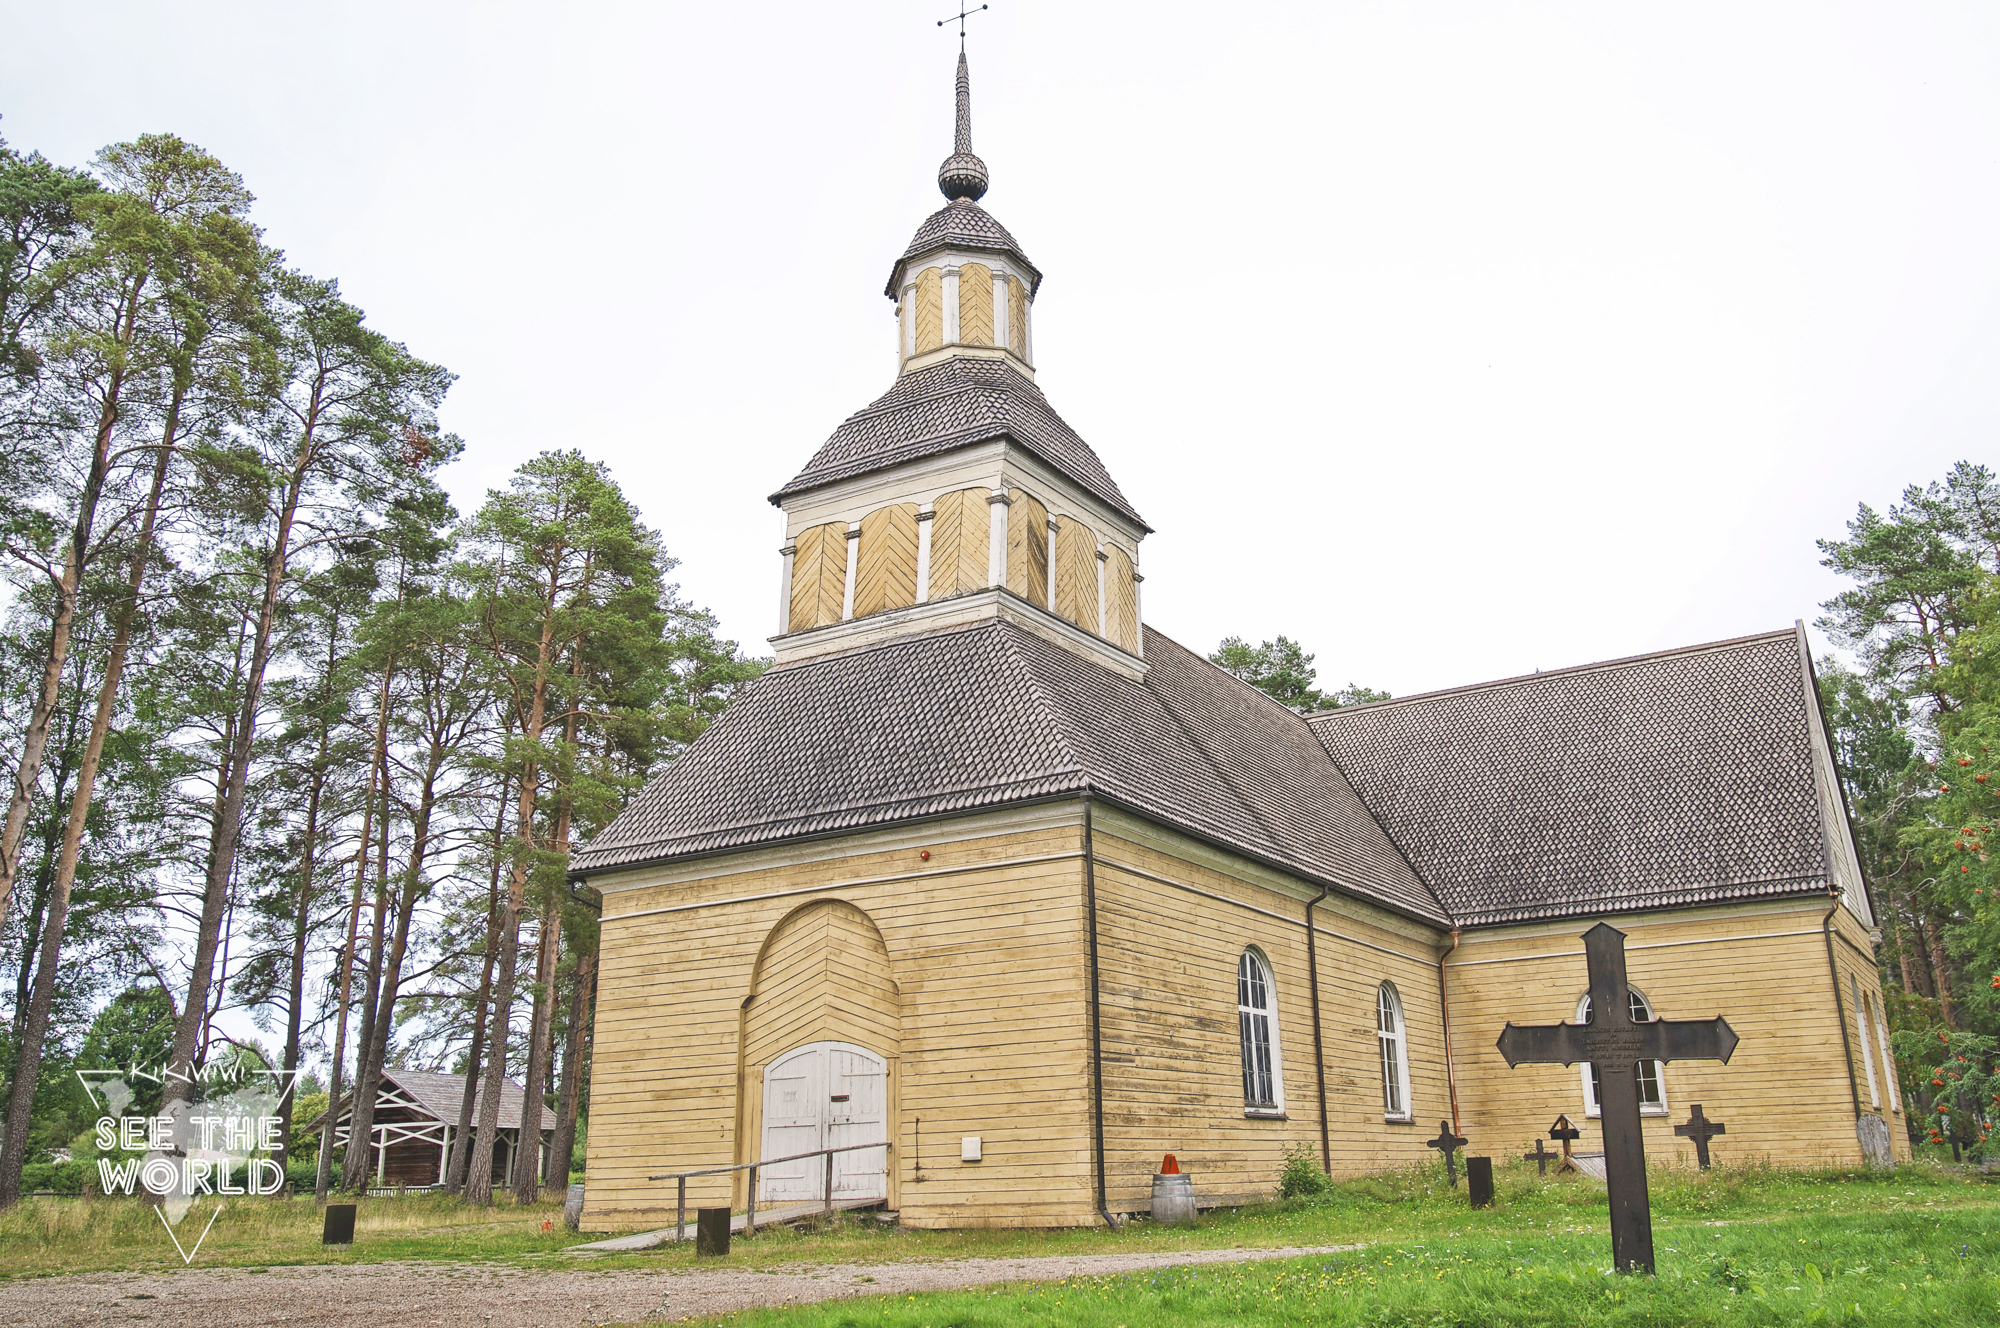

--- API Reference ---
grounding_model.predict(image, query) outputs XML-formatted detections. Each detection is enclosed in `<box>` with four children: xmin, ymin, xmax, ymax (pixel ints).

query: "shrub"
<box><xmin>20</xmin><ymin>1159</ymin><xmax>93</xmax><ymax>1194</ymax></box>
<box><xmin>1279</xmin><ymin>1141</ymin><xmax>1333</xmax><ymax>1198</ymax></box>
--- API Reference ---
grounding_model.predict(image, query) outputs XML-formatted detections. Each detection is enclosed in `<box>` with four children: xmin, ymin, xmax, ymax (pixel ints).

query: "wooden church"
<box><xmin>572</xmin><ymin>53</ymin><xmax>1904</xmax><ymax>1231</ymax></box>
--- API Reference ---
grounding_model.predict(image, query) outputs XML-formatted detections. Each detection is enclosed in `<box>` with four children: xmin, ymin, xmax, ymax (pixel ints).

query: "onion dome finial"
<box><xmin>937</xmin><ymin>52</ymin><xmax>990</xmax><ymax>203</ymax></box>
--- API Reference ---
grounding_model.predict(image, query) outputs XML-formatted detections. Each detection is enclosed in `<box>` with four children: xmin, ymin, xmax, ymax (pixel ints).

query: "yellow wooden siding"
<box><xmin>914</xmin><ymin>267</ymin><xmax>943</xmax><ymax>354</ymax></box>
<box><xmin>1090</xmin><ymin>823</ymin><xmax>1448</xmax><ymax>1208</ymax></box>
<box><xmin>787</xmin><ymin>522</ymin><xmax>847</xmax><ymax>632</ymax></box>
<box><xmin>927</xmin><ymin>488</ymin><xmax>992</xmax><ymax>600</ymax></box>
<box><xmin>1007</xmin><ymin>277</ymin><xmax>1028</xmax><ymax>358</ymax></box>
<box><xmin>582</xmin><ymin>818</ymin><xmax>1100</xmax><ymax>1230</ymax></box>
<box><xmin>853</xmin><ymin>503</ymin><xmax>920</xmax><ymax>619</ymax></box>
<box><xmin>1103</xmin><ymin>545</ymin><xmax>1138</xmax><ymax>653</ymax></box>
<box><xmin>1006</xmin><ymin>492</ymin><xmax>1050</xmax><ymax>606</ymax></box>
<box><xmin>1447</xmin><ymin>905</ymin><xmax>1908</xmax><ymax>1169</ymax></box>
<box><xmin>957</xmin><ymin>263</ymin><xmax>994</xmax><ymax>345</ymax></box>
<box><xmin>1054</xmin><ymin>517</ymin><xmax>1100</xmax><ymax>634</ymax></box>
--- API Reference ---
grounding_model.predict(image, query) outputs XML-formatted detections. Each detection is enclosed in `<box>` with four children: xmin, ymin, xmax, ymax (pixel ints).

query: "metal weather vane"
<box><xmin>939</xmin><ymin>1</ymin><xmax>990</xmax><ymax>50</ymax></box>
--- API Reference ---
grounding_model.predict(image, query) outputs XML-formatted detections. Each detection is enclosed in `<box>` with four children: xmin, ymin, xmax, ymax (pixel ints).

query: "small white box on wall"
<box><xmin>960</xmin><ymin>1136</ymin><xmax>982</xmax><ymax>1162</ymax></box>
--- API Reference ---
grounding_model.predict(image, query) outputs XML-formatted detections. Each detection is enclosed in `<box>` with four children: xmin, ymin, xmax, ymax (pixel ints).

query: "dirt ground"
<box><xmin>2</xmin><ymin>1243</ymin><xmax>1362</xmax><ymax>1326</ymax></box>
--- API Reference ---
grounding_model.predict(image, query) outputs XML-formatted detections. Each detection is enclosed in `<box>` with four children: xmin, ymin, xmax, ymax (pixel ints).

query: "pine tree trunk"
<box><xmin>513</xmin><ymin>904</ymin><xmax>560</xmax><ymax>1203</ymax></box>
<box><xmin>341</xmin><ymin>685</ymin><xmax>397</xmax><ymax>1192</ymax></box>
<box><xmin>0</xmin><ymin>275</ymin><xmax>144</xmax><ymax>925</ymax></box>
<box><xmin>316</xmin><ymin>770</ymin><xmax>379</xmax><ymax>1201</ymax></box>
<box><xmin>164</xmin><ymin>446</ymin><xmax>318</xmax><ymax>1111</ymax></box>
<box><xmin>347</xmin><ymin>743</ymin><xmax>445</xmax><ymax>1194</ymax></box>
<box><xmin>547</xmin><ymin>946</ymin><xmax>596</xmax><ymax>1191</ymax></box>
<box><xmin>448</xmin><ymin>774</ymin><xmax>508</xmax><ymax>1196</ymax></box>
<box><xmin>1928</xmin><ymin>913</ymin><xmax>1957</xmax><ymax>1025</ymax></box>
<box><xmin>0</xmin><ymin>417</ymin><xmax>176</xmax><ymax>1207</ymax></box>
<box><xmin>276</xmin><ymin>712</ymin><xmax>332</xmax><ymax>1176</ymax></box>
<box><xmin>464</xmin><ymin>876</ymin><xmax>523</xmax><ymax>1206</ymax></box>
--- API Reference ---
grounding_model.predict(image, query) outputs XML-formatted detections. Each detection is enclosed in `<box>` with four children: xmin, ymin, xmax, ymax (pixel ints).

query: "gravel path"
<box><xmin>2</xmin><ymin>1244</ymin><xmax>1364</xmax><ymax>1326</ymax></box>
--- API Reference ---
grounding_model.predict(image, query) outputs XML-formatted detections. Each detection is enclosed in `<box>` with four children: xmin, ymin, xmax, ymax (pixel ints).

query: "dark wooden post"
<box><xmin>746</xmin><ymin>1165</ymin><xmax>758</xmax><ymax>1235</ymax></box>
<box><xmin>823</xmin><ymin>1150</ymin><xmax>834</xmax><ymax>1225</ymax></box>
<box><xmin>1496</xmin><ymin>924</ymin><xmax>1740</xmax><ymax>1274</ymax></box>
<box><xmin>676</xmin><ymin>1176</ymin><xmax>686</xmax><ymax>1244</ymax></box>
<box><xmin>695</xmin><ymin>1206</ymin><xmax>730</xmax><ymax>1256</ymax></box>
<box><xmin>322</xmin><ymin>1203</ymin><xmax>356</xmax><ymax>1245</ymax></box>
<box><xmin>1466</xmin><ymin>1156</ymin><xmax>1495</xmax><ymax>1208</ymax></box>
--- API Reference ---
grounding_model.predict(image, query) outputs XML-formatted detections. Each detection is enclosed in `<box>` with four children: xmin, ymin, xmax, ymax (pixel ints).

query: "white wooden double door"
<box><xmin>759</xmin><ymin>1041</ymin><xmax>888</xmax><ymax>1204</ymax></box>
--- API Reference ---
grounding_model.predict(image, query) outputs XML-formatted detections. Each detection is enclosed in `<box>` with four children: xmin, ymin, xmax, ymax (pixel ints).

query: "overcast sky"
<box><xmin>6</xmin><ymin>2</ymin><xmax>1995</xmax><ymax>698</ymax></box>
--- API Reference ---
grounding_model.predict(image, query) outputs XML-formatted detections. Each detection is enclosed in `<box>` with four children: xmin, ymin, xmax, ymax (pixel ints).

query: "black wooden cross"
<box><xmin>1549</xmin><ymin>1113</ymin><xmax>1582</xmax><ymax>1175</ymax></box>
<box><xmin>1522</xmin><ymin>1137</ymin><xmax>1556</xmax><ymax>1176</ymax></box>
<box><xmin>1674</xmin><ymin>1103</ymin><xmax>1727</xmax><ymax>1170</ymax></box>
<box><xmin>1495</xmin><ymin>923</ymin><xmax>1741</xmax><ymax>1274</ymax></box>
<box><xmin>1425</xmin><ymin>1120</ymin><xmax>1468</xmax><ymax>1187</ymax></box>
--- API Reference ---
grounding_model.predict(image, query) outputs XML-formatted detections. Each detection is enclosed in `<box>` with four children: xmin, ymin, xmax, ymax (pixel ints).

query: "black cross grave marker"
<box><xmin>1522</xmin><ymin>1137</ymin><xmax>1556</xmax><ymax>1176</ymax></box>
<box><xmin>1425</xmin><ymin>1120</ymin><xmax>1467</xmax><ymax>1187</ymax></box>
<box><xmin>1674</xmin><ymin>1103</ymin><xmax>1726</xmax><ymax>1170</ymax></box>
<box><xmin>1495</xmin><ymin>923</ymin><xmax>1741</xmax><ymax>1274</ymax></box>
<box><xmin>1549</xmin><ymin>1113</ymin><xmax>1582</xmax><ymax>1176</ymax></box>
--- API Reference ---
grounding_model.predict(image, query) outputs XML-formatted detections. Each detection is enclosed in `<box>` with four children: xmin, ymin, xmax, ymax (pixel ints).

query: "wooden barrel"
<box><xmin>1151</xmin><ymin>1172</ymin><xmax>1196</xmax><ymax>1225</ymax></box>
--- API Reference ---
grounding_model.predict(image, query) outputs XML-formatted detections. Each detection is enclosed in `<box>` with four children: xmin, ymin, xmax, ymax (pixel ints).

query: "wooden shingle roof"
<box><xmin>1308</xmin><ymin>628</ymin><xmax>1841</xmax><ymax>927</ymax></box>
<box><xmin>574</xmin><ymin>621</ymin><xmax>1444</xmax><ymax>924</ymax></box>
<box><xmin>770</xmin><ymin>357</ymin><xmax>1147</xmax><ymax>529</ymax></box>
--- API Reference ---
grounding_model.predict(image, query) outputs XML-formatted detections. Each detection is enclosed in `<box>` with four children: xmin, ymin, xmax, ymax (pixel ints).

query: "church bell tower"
<box><xmin>768</xmin><ymin>52</ymin><xmax>1150</xmax><ymax>678</ymax></box>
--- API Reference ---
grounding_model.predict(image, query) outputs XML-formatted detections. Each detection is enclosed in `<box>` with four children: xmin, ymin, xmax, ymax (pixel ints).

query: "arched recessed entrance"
<box><xmin>741</xmin><ymin>899</ymin><xmax>900</xmax><ymax>1207</ymax></box>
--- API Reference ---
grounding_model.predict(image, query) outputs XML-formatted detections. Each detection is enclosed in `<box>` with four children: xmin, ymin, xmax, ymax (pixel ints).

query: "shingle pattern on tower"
<box><xmin>572</xmin><ymin>621</ymin><xmax>1444</xmax><ymax>925</ymax></box>
<box><xmin>1307</xmin><ymin>630</ymin><xmax>1832</xmax><ymax>928</ymax></box>
<box><xmin>770</xmin><ymin>357</ymin><xmax>1148</xmax><ymax>529</ymax></box>
<box><xmin>885</xmin><ymin>198</ymin><xmax>1042</xmax><ymax>296</ymax></box>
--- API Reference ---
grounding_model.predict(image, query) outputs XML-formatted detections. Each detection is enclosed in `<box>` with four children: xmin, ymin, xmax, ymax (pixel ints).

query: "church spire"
<box><xmin>937</xmin><ymin>53</ymin><xmax>990</xmax><ymax>203</ymax></box>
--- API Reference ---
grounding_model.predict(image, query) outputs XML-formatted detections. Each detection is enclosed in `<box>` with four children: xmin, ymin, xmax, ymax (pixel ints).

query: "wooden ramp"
<box><xmin>567</xmin><ymin>1198</ymin><xmax>883</xmax><ymax>1252</ymax></box>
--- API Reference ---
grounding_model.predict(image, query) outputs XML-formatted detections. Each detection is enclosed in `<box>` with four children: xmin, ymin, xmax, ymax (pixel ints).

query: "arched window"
<box><xmin>1578</xmin><ymin>989</ymin><xmax>1667</xmax><ymax>1116</ymax></box>
<box><xmin>1378</xmin><ymin>982</ymin><xmax>1412</xmax><ymax>1121</ymax></box>
<box><xmin>1237</xmin><ymin>950</ymin><xmax>1283</xmax><ymax>1113</ymax></box>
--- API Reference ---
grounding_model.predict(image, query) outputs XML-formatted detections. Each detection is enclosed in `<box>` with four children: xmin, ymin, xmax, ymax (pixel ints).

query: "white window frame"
<box><xmin>1578</xmin><ymin>989</ymin><xmax>1668</xmax><ymax>1117</ymax></box>
<box><xmin>1872</xmin><ymin>994</ymin><xmax>1900</xmax><ymax>1112</ymax></box>
<box><xmin>1237</xmin><ymin>948</ymin><xmax>1285</xmax><ymax>1117</ymax></box>
<box><xmin>1378</xmin><ymin>981</ymin><xmax>1413</xmax><ymax>1122</ymax></box>
<box><xmin>1852</xmin><ymin>976</ymin><xmax>1881</xmax><ymax>1109</ymax></box>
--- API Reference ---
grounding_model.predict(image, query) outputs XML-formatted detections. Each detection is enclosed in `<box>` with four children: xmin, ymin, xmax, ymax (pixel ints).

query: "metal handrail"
<box><xmin>649</xmin><ymin>1140</ymin><xmax>890</xmax><ymax>1241</ymax></box>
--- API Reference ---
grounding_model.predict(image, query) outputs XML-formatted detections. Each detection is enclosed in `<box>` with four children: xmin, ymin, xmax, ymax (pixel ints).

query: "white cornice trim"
<box><xmin>766</xmin><ymin>585</ymin><xmax>1148</xmax><ymax>679</ymax></box>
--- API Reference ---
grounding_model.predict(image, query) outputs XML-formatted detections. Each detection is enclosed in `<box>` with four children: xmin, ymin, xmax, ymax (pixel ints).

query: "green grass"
<box><xmin>5</xmin><ymin>1157</ymin><xmax>2000</xmax><ymax>1328</ymax></box>
<box><xmin>0</xmin><ymin>1190</ymin><xmax>582</xmax><ymax>1276</ymax></box>
<box><xmin>676</xmin><ymin>1162</ymin><xmax>2000</xmax><ymax>1327</ymax></box>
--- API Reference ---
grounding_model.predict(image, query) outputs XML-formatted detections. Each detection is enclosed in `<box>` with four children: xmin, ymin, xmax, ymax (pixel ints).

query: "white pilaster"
<box><xmin>778</xmin><ymin>541</ymin><xmax>796</xmax><ymax>634</ymax></box>
<box><xmin>901</xmin><ymin>283</ymin><xmax>917</xmax><ymax>361</ymax></box>
<box><xmin>1132</xmin><ymin>569</ymin><xmax>1145</xmax><ymax>653</ymax></box>
<box><xmin>842</xmin><ymin>525</ymin><xmax>861</xmax><ymax>620</ymax></box>
<box><xmin>915</xmin><ymin>507</ymin><xmax>935</xmax><ymax>603</ymax></box>
<box><xmin>942</xmin><ymin>265</ymin><xmax>961</xmax><ymax>344</ymax></box>
<box><xmin>987</xmin><ymin>489</ymin><xmax>1010</xmax><ymax>588</ymax></box>
<box><xmin>1045</xmin><ymin>518</ymin><xmax>1058</xmax><ymax>611</ymax></box>
<box><xmin>991</xmin><ymin>271</ymin><xmax>1010</xmax><ymax>353</ymax></box>
<box><xmin>1096</xmin><ymin>546</ymin><xmax>1108</xmax><ymax>637</ymax></box>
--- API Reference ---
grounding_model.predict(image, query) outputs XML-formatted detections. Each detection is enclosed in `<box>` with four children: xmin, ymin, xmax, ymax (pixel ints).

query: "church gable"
<box><xmin>1309</xmin><ymin>628</ymin><xmax>1855</xmax><ymax>928</ymax></box>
